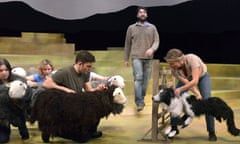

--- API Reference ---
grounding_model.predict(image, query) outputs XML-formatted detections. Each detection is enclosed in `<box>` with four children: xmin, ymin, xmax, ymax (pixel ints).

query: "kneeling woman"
<box><xmin>0</xmin><ymin>58</ymin><xmax>32</xmax><ymax>143</ymax></box>
<box><xmin>164</xmin><ymin>48</ymin><xmax>217</xmax><ymax>141</ymax></box>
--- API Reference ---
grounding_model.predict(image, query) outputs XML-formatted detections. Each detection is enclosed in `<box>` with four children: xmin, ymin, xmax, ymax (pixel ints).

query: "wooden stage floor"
<box><xmin>7</xmin><ymin>106</ymin><xmax>240</xmax><ymax>144</ymax></box>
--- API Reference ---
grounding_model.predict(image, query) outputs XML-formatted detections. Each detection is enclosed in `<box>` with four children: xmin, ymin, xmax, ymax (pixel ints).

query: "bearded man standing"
<box><xmin>124</xmin><ymin>6</ymin><xmax>160</xmax><ymax>112</ymax></box>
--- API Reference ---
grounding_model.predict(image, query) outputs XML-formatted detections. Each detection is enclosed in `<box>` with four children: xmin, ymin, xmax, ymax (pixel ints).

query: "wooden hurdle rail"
<box><xmin>139</xmin><ymin>60</ymin><xmax>175</xmax><ymax>142</ymax></box>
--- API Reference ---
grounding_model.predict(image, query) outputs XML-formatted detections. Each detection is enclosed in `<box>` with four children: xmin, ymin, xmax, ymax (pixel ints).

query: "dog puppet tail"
<box><xmin>205</xmin><ymin>97</ymin><xmax>240</xmax><ymax>136</ymax></box>
<box><xmin>226</xmin><ymin>109</ymin><xmax>240</xmax><ymax>136</ymax></box>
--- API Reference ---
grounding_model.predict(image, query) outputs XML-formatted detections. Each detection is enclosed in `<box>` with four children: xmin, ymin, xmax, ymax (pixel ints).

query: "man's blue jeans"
<box><xmin>171</xmin><ymin>72</ymin><xmax>215</xmax><ymax>133</ymax></box>
<box><xmin>132</xmin><ymin>58</ymin><xmax>152</xmax><ymax>106</ymax></box>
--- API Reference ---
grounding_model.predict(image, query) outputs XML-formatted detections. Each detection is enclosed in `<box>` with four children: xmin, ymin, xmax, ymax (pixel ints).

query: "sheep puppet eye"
<box><xmin>113</xmin><ymin>92</ymin><xmax>121</xmax><ymax>97</ymax></box>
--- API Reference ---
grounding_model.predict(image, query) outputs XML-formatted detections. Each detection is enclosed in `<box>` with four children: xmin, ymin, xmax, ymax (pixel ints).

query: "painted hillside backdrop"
<box><xmin>0</xmin><ymin>0</ymin><xmax>240</xmax><ymax>63</ymax></box>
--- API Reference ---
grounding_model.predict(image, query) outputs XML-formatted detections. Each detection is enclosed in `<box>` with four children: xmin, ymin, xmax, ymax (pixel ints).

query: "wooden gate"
<box><xmin>139</xmin><ymin>60</ymin><xmax>175</xmax><ymax>142</ymax></box>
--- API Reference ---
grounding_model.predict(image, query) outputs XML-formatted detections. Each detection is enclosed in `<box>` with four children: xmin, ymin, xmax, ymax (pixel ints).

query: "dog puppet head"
<box><xmin>153</xmin><ymin>88</ymin><xmax>175</xmax><ymax>104</ymax></box>
<box><xmin>153</xmin><ymin>88</ymin><xmax>177</xmax><ymax>111</ymax></box>
<box><xmin>152</xmin><ymin>88</ymin><xmax>185</xmax><ymax>114</ymax></box>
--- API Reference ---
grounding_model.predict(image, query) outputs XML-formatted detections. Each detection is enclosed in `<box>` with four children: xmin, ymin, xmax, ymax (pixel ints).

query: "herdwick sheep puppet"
<box><xmin>107</xmin><ymin>75</ymin><xmax>125</xmax><ymax>88</ymax></box>
<box><xmin>0</xmin><ymin>80</ymin><xmax>32</xmax><ymax>141</ymax></box>
<box><xmin>30</xmin><ymin>85</ymin><xmax>127</xmax><ymax>143</ymax></box>
<box><xmin>153</xmin><ymin>88</ymin><xmax>240</xmax><ymax>139</ymax></box>
<box><xmin>90</xmin><ymin>74</ymin><xmax>125</xmax><ymax>89</ymax></box>
<box><xmin>7</xmin><ymin>80</ymin><xmax>28</xmax><ymax>99</ymax></box>
<box><xmin>11</xmin><ymin>67</ymin><xmax>27</xmax><ymax>78</ymax></box>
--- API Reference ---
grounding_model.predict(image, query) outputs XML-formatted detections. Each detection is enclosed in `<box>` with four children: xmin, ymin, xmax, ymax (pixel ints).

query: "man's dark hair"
<box><xmin>75</xmin><ymin>50</ymin><xmax>96</xmax><ymax>64</ymax></box>
<box><xmin>137</xmin><ymin>6</ymin><xmax>147</xmax><ymax>14</ymax></box>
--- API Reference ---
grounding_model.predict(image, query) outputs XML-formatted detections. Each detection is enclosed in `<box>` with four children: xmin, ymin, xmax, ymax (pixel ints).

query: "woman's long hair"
<box><xmin>0</xmin><ymin>58</ymin><xmax>12</xmax><ymax>82</ymax></box>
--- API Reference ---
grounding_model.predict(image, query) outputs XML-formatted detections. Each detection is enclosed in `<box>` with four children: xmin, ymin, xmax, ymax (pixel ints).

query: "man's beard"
<box><xmin>137</xmin><ymin>17</ymin><xmax>147</xmax><ymax>23</ymax></box>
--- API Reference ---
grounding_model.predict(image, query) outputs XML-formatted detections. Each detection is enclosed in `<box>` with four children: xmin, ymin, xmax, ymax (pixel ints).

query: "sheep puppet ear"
<box><xmin>107</xmin><ymin>76</ymin><xmax>113</xmax><ymax>86</ymax></box>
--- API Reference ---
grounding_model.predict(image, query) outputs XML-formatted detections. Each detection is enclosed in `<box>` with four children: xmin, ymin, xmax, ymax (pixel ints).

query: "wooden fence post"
<box><xmin>151</xmin><ymin>59</ymin><xmax>160</xmax><ymax>141</ymax></box>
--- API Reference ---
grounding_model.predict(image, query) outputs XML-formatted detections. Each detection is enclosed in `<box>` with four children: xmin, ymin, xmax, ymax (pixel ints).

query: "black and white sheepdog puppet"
<box><xmin>153</xmin><ymin>88</ymin><xmax>240</xmax><ymax>138</ymax></box>
<box><xmin>30</xmin><ymin>85</ymin><xmax>127</xmax><ymax>143</ymax></box>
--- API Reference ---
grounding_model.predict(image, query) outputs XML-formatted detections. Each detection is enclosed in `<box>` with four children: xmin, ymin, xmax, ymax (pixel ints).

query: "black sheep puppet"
<box><xmin>153</xmin><ymin>88</ymin><xmax>240</xmax><ymax>138</ymax></box>
<box><xmin>0</xmin><ymin>80</ymin><xmax>32</xmax><ymax>142</ymax></box>
<box><xmin>30</xmin><ymin>85</ymin><xmax>127</xmax><ymax>143</ymax></box>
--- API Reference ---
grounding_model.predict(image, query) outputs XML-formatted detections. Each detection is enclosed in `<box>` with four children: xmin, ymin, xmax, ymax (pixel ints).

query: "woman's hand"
<box><xmin>174</xmin><ymin>88</ymin><xmax>182</xmax><ymax>97</ymax></box>
<box><xmin>190</xmin><ymin>87</ymin><xmax>202</xmax><ymax>100</ymax></box>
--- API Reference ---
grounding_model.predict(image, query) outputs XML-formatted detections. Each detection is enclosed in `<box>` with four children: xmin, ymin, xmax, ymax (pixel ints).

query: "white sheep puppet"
<box><xmin>113</xmin><ymin>87</ymin><xmax>127</xmax><ymax>104</ymax></box>
<box><xmin>90</xmin><ymin>73</ymin><xmax>125</xmax><ymax>89</ymax></box>
<box><xmin>107</xmin><ymin>75</ymin><xmax>125</xmax><ymax>88</ymax></box>
<box><xmin>11</xmin><ymin>67</ymin><xmax>27</xmax><ymax>78</ymax></box>
<box><xmin>4</xmin><ymin>80</ymin><xmax>33</xmax><ymax>112</ymax></box>
<box><xmin>7</xmin><ymin>80</ymin><xmax>28</xmax><ymax>99</ymax></box>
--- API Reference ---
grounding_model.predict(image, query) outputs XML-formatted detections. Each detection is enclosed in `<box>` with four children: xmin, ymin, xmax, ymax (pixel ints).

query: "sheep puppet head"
<box><xmin>90</xmin><ymin>75</ymin><xmax>127</xmax><ymax>114</ymax></box>
<box><xmin>112</xmin><ymin>87</ymin><xmax>127</xmax><ymax>104</ymax></box>
<box><xmin>11</xmin><ymin>67</ymin><xmax>27</xmax><ymax>78</ymax></box>
<box><xmin>107</xmin><ymin>75</ymin><xmax>127</xmax><ymax>114</ymax></box>
<box><xmin>107</xmin><ymin>75</ymin><xmax>125</xmax><ymax>88</ymax></box>
<box><xmin>6</xmin><ymin>80</ymin><xmax>27</xmax><ymax>99</ymax></box>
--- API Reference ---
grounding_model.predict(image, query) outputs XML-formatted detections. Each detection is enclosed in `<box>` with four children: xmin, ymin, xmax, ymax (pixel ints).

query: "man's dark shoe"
<box><xmin>91</xmin><ymin>131</ymin><xmax>102</xmax><ymax>139</ymax></box>
<box><xmin>21</xmin><ymin>133</ymin><xmax>29</xmax><ymax>140</ymax></box>
<box><xmin>137</xmin><ymin>104</ymin><xmax>145</xmax><ymax>112</ymax></box>
<box><xmin>41</xmin><ymin>133</ymin><xmax>50</xmax><ymax>143</ymax></box>
<box><xmin>208</xmin><ymin>132</ymin><xmax>217</xmax><ymax>141</ymax></box>
<box><xmin>20</xmin><ymin>130</ymin><xmax>29</xmax><ymax>140</ymax></box>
